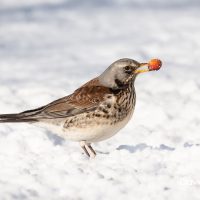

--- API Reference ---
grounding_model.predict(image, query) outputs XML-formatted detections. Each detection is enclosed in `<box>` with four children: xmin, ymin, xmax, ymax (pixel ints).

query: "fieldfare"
<box><xmin>0</xmin><ymin>58</ymin><xmax>162</xmax><ymax>158</ymax></box>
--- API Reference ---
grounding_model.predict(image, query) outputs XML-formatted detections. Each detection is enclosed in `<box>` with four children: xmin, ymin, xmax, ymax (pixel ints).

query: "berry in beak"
<box><xmin>135</xmin><ymin>58</ymin><xmax>162</xmax><ymax>74</ymax></box>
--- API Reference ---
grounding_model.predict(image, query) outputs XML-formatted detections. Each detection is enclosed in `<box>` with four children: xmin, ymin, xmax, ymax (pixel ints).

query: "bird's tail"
<box><xmin>0</xmin><ymin>113</ymin><xmax>38</xmax><ymax>123</ymax></box>
<box><xmin>0</xmin><ymin>106</ymin><xmax>45</xmax><ymax>123</ymax></box>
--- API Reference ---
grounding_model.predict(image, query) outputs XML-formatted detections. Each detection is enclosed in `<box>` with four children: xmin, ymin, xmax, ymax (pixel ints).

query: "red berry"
<box><xmin>148</xmin><ymin>59</ymin><xmax>162</xmax><ymax>71</ymax></box>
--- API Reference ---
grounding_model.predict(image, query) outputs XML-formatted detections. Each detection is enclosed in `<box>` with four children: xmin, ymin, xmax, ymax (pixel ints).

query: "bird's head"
<box><xmin>99</xmin><ymin>58</ymin><xmax>162</xmax><ymax>89</ymax></box>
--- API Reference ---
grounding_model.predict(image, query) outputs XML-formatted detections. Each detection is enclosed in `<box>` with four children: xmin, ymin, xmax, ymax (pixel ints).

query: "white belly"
<box><xmin>37</xmin><ymin>110</ymin><xmax>133</xmax><ymax>143</ymax></box>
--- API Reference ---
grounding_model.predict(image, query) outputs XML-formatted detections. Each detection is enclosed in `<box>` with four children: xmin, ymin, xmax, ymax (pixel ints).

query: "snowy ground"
<box><xmin>0</xmin><ymin>1</ymin><xmax>200</xmax><ymax>199</ymax></box>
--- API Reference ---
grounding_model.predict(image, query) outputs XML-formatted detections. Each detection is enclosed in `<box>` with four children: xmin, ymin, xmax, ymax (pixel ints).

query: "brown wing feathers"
<box><xmin>0</xmin><ymin>78</ymin><xmax>111</xmax><ymax>123</ymax></box>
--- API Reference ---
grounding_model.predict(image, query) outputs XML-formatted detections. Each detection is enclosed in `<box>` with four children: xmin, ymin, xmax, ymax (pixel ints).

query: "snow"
<box><xmin>0</xmin><ymin>0</ymin><xmax>200</xmax><ymax>199</ymax></box>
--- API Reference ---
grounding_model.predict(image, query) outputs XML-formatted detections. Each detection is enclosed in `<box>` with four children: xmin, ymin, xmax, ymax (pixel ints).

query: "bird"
<box><xmin>0</xmin><ymin>58</ymin><xmax>162</xmax><ymax>158</ymax></box>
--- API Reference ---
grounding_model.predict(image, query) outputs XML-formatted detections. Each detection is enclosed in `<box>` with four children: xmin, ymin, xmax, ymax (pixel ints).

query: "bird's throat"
<box><xmin>114</xmin><ymin>79</ymin><xmax>129</xmax><ymax>90</ymax></box>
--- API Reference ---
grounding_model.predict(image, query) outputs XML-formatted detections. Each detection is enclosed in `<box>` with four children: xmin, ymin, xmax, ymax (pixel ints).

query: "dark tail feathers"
<box><xmin>0</xmin><ymin>106</ymin><xmax>45</xmax><ymax>123</ymax></box>
<box><xmin>0</xmin><ymin>113</ymin><xmax>38</xmax><ymax>123</ymax></box>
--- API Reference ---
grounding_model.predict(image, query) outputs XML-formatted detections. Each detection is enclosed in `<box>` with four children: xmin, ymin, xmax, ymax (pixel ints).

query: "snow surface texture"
<box><xmin>0</xmin><ymin>1</ymin><xmax>200</xmax><ymax>200</ymax></box>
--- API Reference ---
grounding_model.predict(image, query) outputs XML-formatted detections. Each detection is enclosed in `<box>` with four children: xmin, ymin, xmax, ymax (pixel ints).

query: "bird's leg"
<box><xmin>79</xmin><ymin>141</ymin><xmax>96</xmax><ymax>158</ymax></box>
<box><xmin>85</xmin><ymin>143</ymin><xmax>96</xmax><ymax>158</ymax></box>
<box><xmin>80</xmin><ymin>141</ymin><xmax>90</xmax><ymax>157</ymax></box>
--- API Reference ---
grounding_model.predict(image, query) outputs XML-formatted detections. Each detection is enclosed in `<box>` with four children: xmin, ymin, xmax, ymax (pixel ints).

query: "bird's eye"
<box><xmin>124</xmin><ymin>66</ymin><xmax>132</xmax><ymax>74</ymax></box>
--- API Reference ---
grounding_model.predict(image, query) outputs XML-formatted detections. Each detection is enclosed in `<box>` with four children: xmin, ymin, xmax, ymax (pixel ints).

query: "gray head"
<box><xmin>99</xmin><ymin>58</ymin><xmax>149</xmax><ymax>89</ymax></box>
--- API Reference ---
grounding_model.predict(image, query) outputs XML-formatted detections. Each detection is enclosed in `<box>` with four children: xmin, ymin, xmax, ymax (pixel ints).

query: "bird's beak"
<box><xmin>134</xmin><ymin>63</ymin><xmax>149</xmax><ymax>74</ymax></box>
<box><xmin>135</xmin><ymin>59</ymin><xmax>162</xmax><ymax>74</ymax></box>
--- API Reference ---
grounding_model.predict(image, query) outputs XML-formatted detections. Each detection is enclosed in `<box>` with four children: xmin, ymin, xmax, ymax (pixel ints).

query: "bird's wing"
<box><xmin>19</xmin><ymin>78</ymin><xmax>112</xmax><ymax>120</ymax></box>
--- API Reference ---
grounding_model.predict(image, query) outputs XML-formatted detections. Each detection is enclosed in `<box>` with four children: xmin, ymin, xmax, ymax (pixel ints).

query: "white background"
<box><xmin>0</xmin><ymin>0</ymin><xmax>200</xmax><ymax>199</ymax></box>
